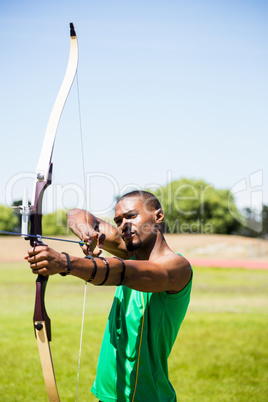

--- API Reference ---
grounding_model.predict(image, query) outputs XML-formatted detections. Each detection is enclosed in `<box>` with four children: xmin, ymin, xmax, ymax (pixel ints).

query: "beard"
<box><xmin>126</xmin><ymin>239</ymin><xmax>143</xmax><ymax>252</ymax></box>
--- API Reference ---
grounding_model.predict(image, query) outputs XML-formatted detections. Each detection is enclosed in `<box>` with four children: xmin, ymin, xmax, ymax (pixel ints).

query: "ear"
<box><xmin>154</xmin><ymin>208</ymin><xmax>164</xmax><ymax>224</ymax></box>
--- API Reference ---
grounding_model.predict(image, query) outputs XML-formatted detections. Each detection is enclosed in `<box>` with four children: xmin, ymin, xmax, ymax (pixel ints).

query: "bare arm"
<box><xmin>67</xmin><ymin>208</ymin><xmax>128</xmax><ymax>259</ymax></box>
<box><xmin>25</xmin><ymin>247</ymin><xmax>192</xmax><ymax>293</ymax></box>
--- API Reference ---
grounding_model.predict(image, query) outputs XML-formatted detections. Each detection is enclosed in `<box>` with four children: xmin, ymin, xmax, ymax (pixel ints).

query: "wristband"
<box><xmin>113</xmin><ymin>257</ymin><xmax>126</xmax><ymax>286</ymax></box>
<box><xmin>60</xmin><ymin>252</ymin><xmax>71</xmax><ymax>276</ymax></box>
<box><xmin>95</xmin><ymin>256</ymin><xmax>110</xmax><ymax>286</ymax></box>
<box><xmin>85</xmin><ymin>255</ymin><xmax>98</xmax><ymax>282</ymax></box>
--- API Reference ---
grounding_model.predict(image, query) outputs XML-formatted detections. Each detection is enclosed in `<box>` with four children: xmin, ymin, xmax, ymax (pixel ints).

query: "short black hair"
<box><xmin>117</xmin><ymin>190</ymin><xmax>162</xmax><ymax>212</ymax></box>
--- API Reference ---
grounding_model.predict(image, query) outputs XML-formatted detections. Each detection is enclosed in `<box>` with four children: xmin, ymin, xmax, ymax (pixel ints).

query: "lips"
<box><xmin>122</xmin><ymin>232</ymin><xmax>135</xmax><ymax>241</ymax></box>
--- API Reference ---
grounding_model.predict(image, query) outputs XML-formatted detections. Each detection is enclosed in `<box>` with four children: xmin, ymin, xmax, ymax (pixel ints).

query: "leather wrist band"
<box><xmin>60</xmin><ymin>252</ymin><xmax>71</xmax><ymax>276</ymax></box>
<box><xmin>85</xmin><ymin>255</ymin><xmax>98</xmax><ymax>282</ymax></box>
<box><xmin>95</xmin><ymin>256</ymin><xmax>110</xmax><ymax>286</ymax></box>
<box><xmin>113</xmin><ymin>257</ymin><xmax>126</xmax><ymax>286</ymax></box>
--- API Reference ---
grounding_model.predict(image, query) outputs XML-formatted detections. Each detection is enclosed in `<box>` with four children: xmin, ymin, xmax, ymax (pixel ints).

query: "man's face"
<box><xmin>114</xmin><ymin>196</ymin><xmax>158</xmax><ymax>251</ymax></box>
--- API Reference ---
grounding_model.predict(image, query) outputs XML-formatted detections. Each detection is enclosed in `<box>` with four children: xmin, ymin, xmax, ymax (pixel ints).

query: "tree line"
<box><xmin>0</xmin><ymin>178</ymin><xmax>267</xmax><ymax>238</ymax></box>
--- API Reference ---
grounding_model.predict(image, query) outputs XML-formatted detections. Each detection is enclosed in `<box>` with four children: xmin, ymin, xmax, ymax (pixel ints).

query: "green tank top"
<box><xmin>91</xmin><ymin>266</ymin><xmax>192</xmax><ymax>402</ymax></box>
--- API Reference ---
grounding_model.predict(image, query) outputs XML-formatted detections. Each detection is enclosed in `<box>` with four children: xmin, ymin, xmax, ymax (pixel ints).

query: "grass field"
<box><xmin>0</xmin><ymin>262</ymin><xmax>268</xmax><ymax>401</ymax></box>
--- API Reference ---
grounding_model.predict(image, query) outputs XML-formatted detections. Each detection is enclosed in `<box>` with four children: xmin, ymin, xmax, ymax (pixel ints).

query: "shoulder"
<box><xmin>154</xmin><ymin>252</ymin><xmax>191</xmax><ymax>271</ymax></box>
<box><xmin>154</xmin><ymin>252</ymin><xmax>192</xmax><ymax>293</ymax></box>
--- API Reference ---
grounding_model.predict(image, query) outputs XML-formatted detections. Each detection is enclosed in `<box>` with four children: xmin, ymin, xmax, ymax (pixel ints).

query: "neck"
<box><xmin>133</xmin><ymin>230</ymin><xmax>171</xmax><ymax>261</ymax></box>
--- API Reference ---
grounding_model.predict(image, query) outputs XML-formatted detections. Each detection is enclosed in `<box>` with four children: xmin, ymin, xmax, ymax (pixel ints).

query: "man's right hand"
<box><xmin>67</xmin><ymin>208</ymin><xmax>129</xmax><ymax>260</ymax></box>
<box><xmin>81</xmin><ymin>230</ymin><xmax>106</xmax><ymax>256</ymax></box>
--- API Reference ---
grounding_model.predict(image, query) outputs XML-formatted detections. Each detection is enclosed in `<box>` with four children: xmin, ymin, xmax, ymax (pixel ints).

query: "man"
<box><xmin>25</xmin><ymin>190</ymin><xmax>192</xmax><ymax>401</ymax></box>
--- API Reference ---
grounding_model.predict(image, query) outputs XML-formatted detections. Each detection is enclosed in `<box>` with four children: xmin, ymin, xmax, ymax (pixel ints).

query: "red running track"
<box><xmin>189</xmin><ymin>258</ymin><xmax>268</xmax><ymax>270</ymax></box>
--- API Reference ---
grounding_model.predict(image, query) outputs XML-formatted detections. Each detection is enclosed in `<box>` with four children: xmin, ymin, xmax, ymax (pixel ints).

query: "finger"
<box><xmin>98</xmin><ymin>233</ymin><xmax>106</xmax><ymax>249</ymax></box>
<box><xmin>27</xmin><ymin>254</ymin><xmax>39</xmax><ymax>264</ymax></box>
<box><xmin>81</xmin><ymin>245</ymin><xmax>89</xmax><ymax>256</ymax></box>
<box><xmin>83</xmin><ymin>230</ymin><xmax>99</xmax><ymax>242</ymax></box>
<box><xmin>82</xmin><ymin>245</ymin><xmax>102</xmax><ymax>257</ymax></box>
<box><xmin>27</xmin><ymin>250</ymin><xmax>50</xmax><ymax>264</ymax></box>
<box><xmin>80</xmin><ymin>244</ymin><xmax>96</xmax><ymax>257</ymax></box>
<box><xmin>80</xmin><ymin>235</ymin><xmax>95</xmax><ymax>248</ymax></box>
<box><xmin>27</xmin><ymin>245</ymin><xmax>47</xmax><ymax>256</ymax></box>
<box><xmin>30</xmin><ymin>257</ymin><xmax>49</xmax><ymax>267</ymax></box>
<box><xmin>30</xmin><ymin>261</ymin><xmax>40</xmax><ymax>271</ymax></box>
<box><xmin>88</xmin><ymin>238</ymin><xmax>97</xmax><ymax>252</ymax></box>
<box><xmin>31</xmin><ymin>267</ymin><xmax>48</xmax><ymax>276</ymax></box>
<box><xmin>82</xmin><ymin>233</ymin><xmax>90</xmax><ymax>241</ymax></box>
<box><xmin>91</xmin><ymin>248</ymin><xmax>102</xmax><ymax>257</ymax></box>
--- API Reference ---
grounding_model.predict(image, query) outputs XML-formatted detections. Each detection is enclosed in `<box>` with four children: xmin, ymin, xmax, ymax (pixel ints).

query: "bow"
<box><xmin>28</xmin><ymin>22</ymin><xmax>78</xmax><ymax>401</ymax></box>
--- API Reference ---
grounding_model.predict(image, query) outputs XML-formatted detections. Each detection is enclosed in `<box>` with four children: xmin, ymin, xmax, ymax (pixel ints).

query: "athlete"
<box><xmin>25</xmin><ymin>190</ymin><xmax>192</xmax><ymax>401</ymax></box>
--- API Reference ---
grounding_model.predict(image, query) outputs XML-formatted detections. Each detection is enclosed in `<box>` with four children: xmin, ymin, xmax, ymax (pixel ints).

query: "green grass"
<box><xmin>0</xmin><ymin>262</ymin><xmax>267</xmax><ymax>401</ymax></box>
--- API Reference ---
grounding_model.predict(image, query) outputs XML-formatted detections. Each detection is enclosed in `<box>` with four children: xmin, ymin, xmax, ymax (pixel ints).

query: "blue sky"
<box><xmin>0</xmin><ymin>0</ymin><xmax>267</xmax><ymax>217</ymax></box>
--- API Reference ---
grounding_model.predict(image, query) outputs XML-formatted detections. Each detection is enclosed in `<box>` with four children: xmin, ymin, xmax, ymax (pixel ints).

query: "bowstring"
<box><xmin>76</xmin><ymin>278</ymin><xmax>87</xmax><ymax>402</ymax></box>
<box><xmin>75</xmin><ymin>69</ymin><xmax>89</xmax><ymax>402</ymax></box>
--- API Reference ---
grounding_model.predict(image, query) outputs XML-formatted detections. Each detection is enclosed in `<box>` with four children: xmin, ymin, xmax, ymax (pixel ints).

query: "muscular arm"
<box><xmin>25</xmin><ymin>247</ymin><xmax>192</xmax><ymax>293</ymax></box>
<box><xmin>67</xmin><ymin>208</ymin><xmax>128</xmax><ymax>259</ymax></box>
<box><xmin>121</xmin><ymin>254</ymin><xmax>192</xmax><ymax>293</ymax></box>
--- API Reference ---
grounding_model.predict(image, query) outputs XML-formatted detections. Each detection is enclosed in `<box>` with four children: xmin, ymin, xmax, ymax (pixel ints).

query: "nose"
<box><xmin>122</xmin><ymin>219</ymin><xmax>131</xmax><ymax>233</ymax></box>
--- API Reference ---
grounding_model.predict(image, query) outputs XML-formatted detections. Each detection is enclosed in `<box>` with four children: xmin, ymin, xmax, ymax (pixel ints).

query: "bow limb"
<box><xmin>30</xmin><ymin>23</ymin><xmax>78</xmax><ymax>401</ymax></box>
<box><xmin>33</xmin><ymin>275</ymin><xmax>59</xmax><ymax>402</ymax></box>
<box><xmin>34</xmin><ymin>22</ymin><xmax>78</xmax><ymax>187</ymax></box>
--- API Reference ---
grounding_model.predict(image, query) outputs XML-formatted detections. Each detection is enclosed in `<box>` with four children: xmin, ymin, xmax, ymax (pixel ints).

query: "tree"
<box><xmin>238</xmin><ymin>205</ymin><xmax>268</xmax><ymax>238</ymax></box>
<box><xmin>262</xmin><ymin>205</ymin><xmax>268</xmax><ymax>238</ymax></box>
<box><xmin>0</xmin><ymin>205</ymin><xmax>69</xmax><ymax>236</ymax></box>
<box><xmin>150</xmin><ymin>178</ymin><xmax>242</xmax><ymax>234</ymax></box>
<box><xmin>11</xmin><ymin>200</ymin><xmax>26</xmax><ymax>233</ymax></box>
<box><xmin>0</xmin><ymin>205</ymin><xmax>19</xmax><ymax>233</ymax></box>
<box><xmin>42</xmin><ymin>210</ymin><xmax>69</xmax><ymax>235</ymax></box>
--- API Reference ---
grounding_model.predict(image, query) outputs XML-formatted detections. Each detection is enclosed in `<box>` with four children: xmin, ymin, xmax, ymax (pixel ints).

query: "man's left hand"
<box><xmin>24</xmin><ymin>245</ymin><xmax>66</xmax><ymax>276</ymax></box>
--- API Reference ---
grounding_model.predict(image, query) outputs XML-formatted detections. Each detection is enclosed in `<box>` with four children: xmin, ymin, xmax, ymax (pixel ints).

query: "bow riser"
<box><xmin>30</xmin><ymin>163</ymin><xmax>53</xmax><ymax>239</ymax></box>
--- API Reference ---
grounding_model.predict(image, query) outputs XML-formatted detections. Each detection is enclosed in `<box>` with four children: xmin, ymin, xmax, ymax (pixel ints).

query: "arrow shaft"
<box><xmin>0</xmin><ymin>230</ymin><xmax>87</xmax><ymax>246</ymax></box>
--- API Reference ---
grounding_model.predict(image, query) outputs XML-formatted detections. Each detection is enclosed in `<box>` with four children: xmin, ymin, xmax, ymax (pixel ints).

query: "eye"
<box><xmin>114</xmin><ymin>218</ymin><xmax>122</xmax><ymax>227</ymax></box>
<box><xmin>129</xmin><ymin>213</ymin><xmax>138</xmax><ymax>219</ymax></box>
